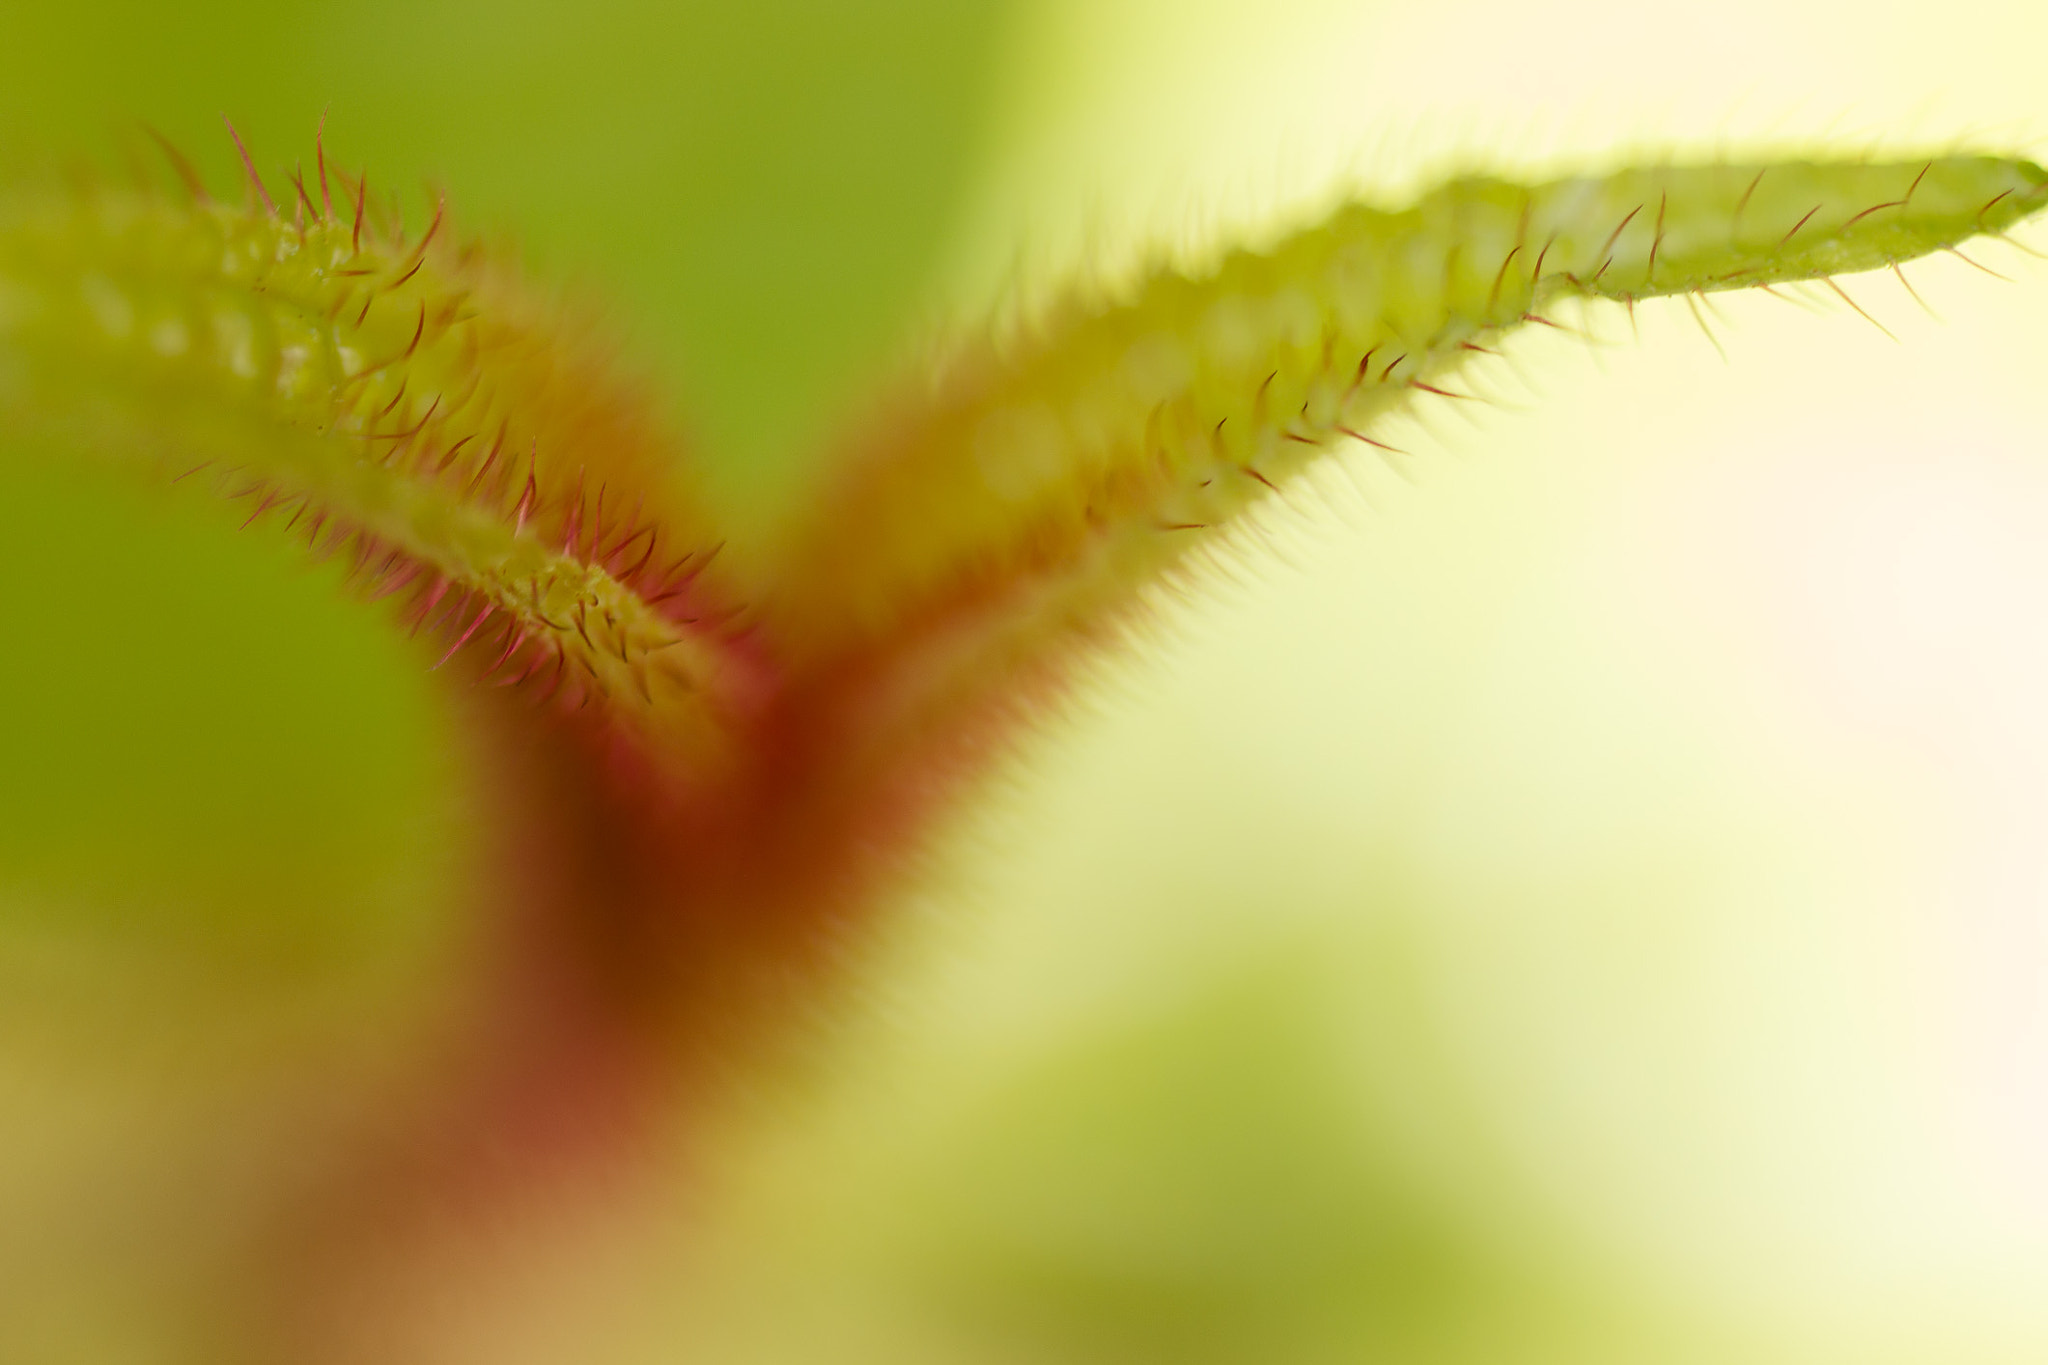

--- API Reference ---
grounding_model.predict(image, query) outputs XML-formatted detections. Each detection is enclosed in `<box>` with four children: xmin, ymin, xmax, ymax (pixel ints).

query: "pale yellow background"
<box><xmin>683</xmin><ymin>3</ymin><xmax>2048</xmax><ymax>1363</ymax></box>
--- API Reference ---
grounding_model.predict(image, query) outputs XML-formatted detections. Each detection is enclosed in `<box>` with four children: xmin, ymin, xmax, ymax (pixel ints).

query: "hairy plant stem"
<box><xmin>1</xmin><ymin>140</ymin><xmax>2044</xmax><ymax>1359</ymax></box>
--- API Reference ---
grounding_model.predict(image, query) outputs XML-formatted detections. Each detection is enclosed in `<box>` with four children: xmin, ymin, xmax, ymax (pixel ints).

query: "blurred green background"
<box><xmin>7</xmin><ymin>0</ymin><xmax>2048</xmax><ymax>1360</ymax></box>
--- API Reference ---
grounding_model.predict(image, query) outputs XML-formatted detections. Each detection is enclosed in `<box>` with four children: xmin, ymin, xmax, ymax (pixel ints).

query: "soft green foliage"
<box><xmin>0</xmin><ymin>0</ymin><xmax>1010</xmax><ymax>978</ymax></box>
<box><xmin>0</xmin><ymin>176</ymin><xmax>739</xmax><ymax>748</ymax></box>
<box><xmin>773</xmin><ymin>158</ymin><xmax>2044</xmax><ymax>801</ymax></box>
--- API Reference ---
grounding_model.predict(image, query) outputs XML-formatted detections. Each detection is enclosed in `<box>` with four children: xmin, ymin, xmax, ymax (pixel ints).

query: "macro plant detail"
<box><xmin>2</xmin><ymin>124</ymin><xmax>2046</xmax><ymax>1359</ymax></box>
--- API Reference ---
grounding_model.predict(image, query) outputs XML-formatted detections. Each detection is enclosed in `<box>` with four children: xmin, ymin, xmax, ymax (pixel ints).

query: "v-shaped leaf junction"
<box><xmin>0</xmin><ymin>140</ymin><xmax>2042</xmax><ymax>966</ymax></box>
